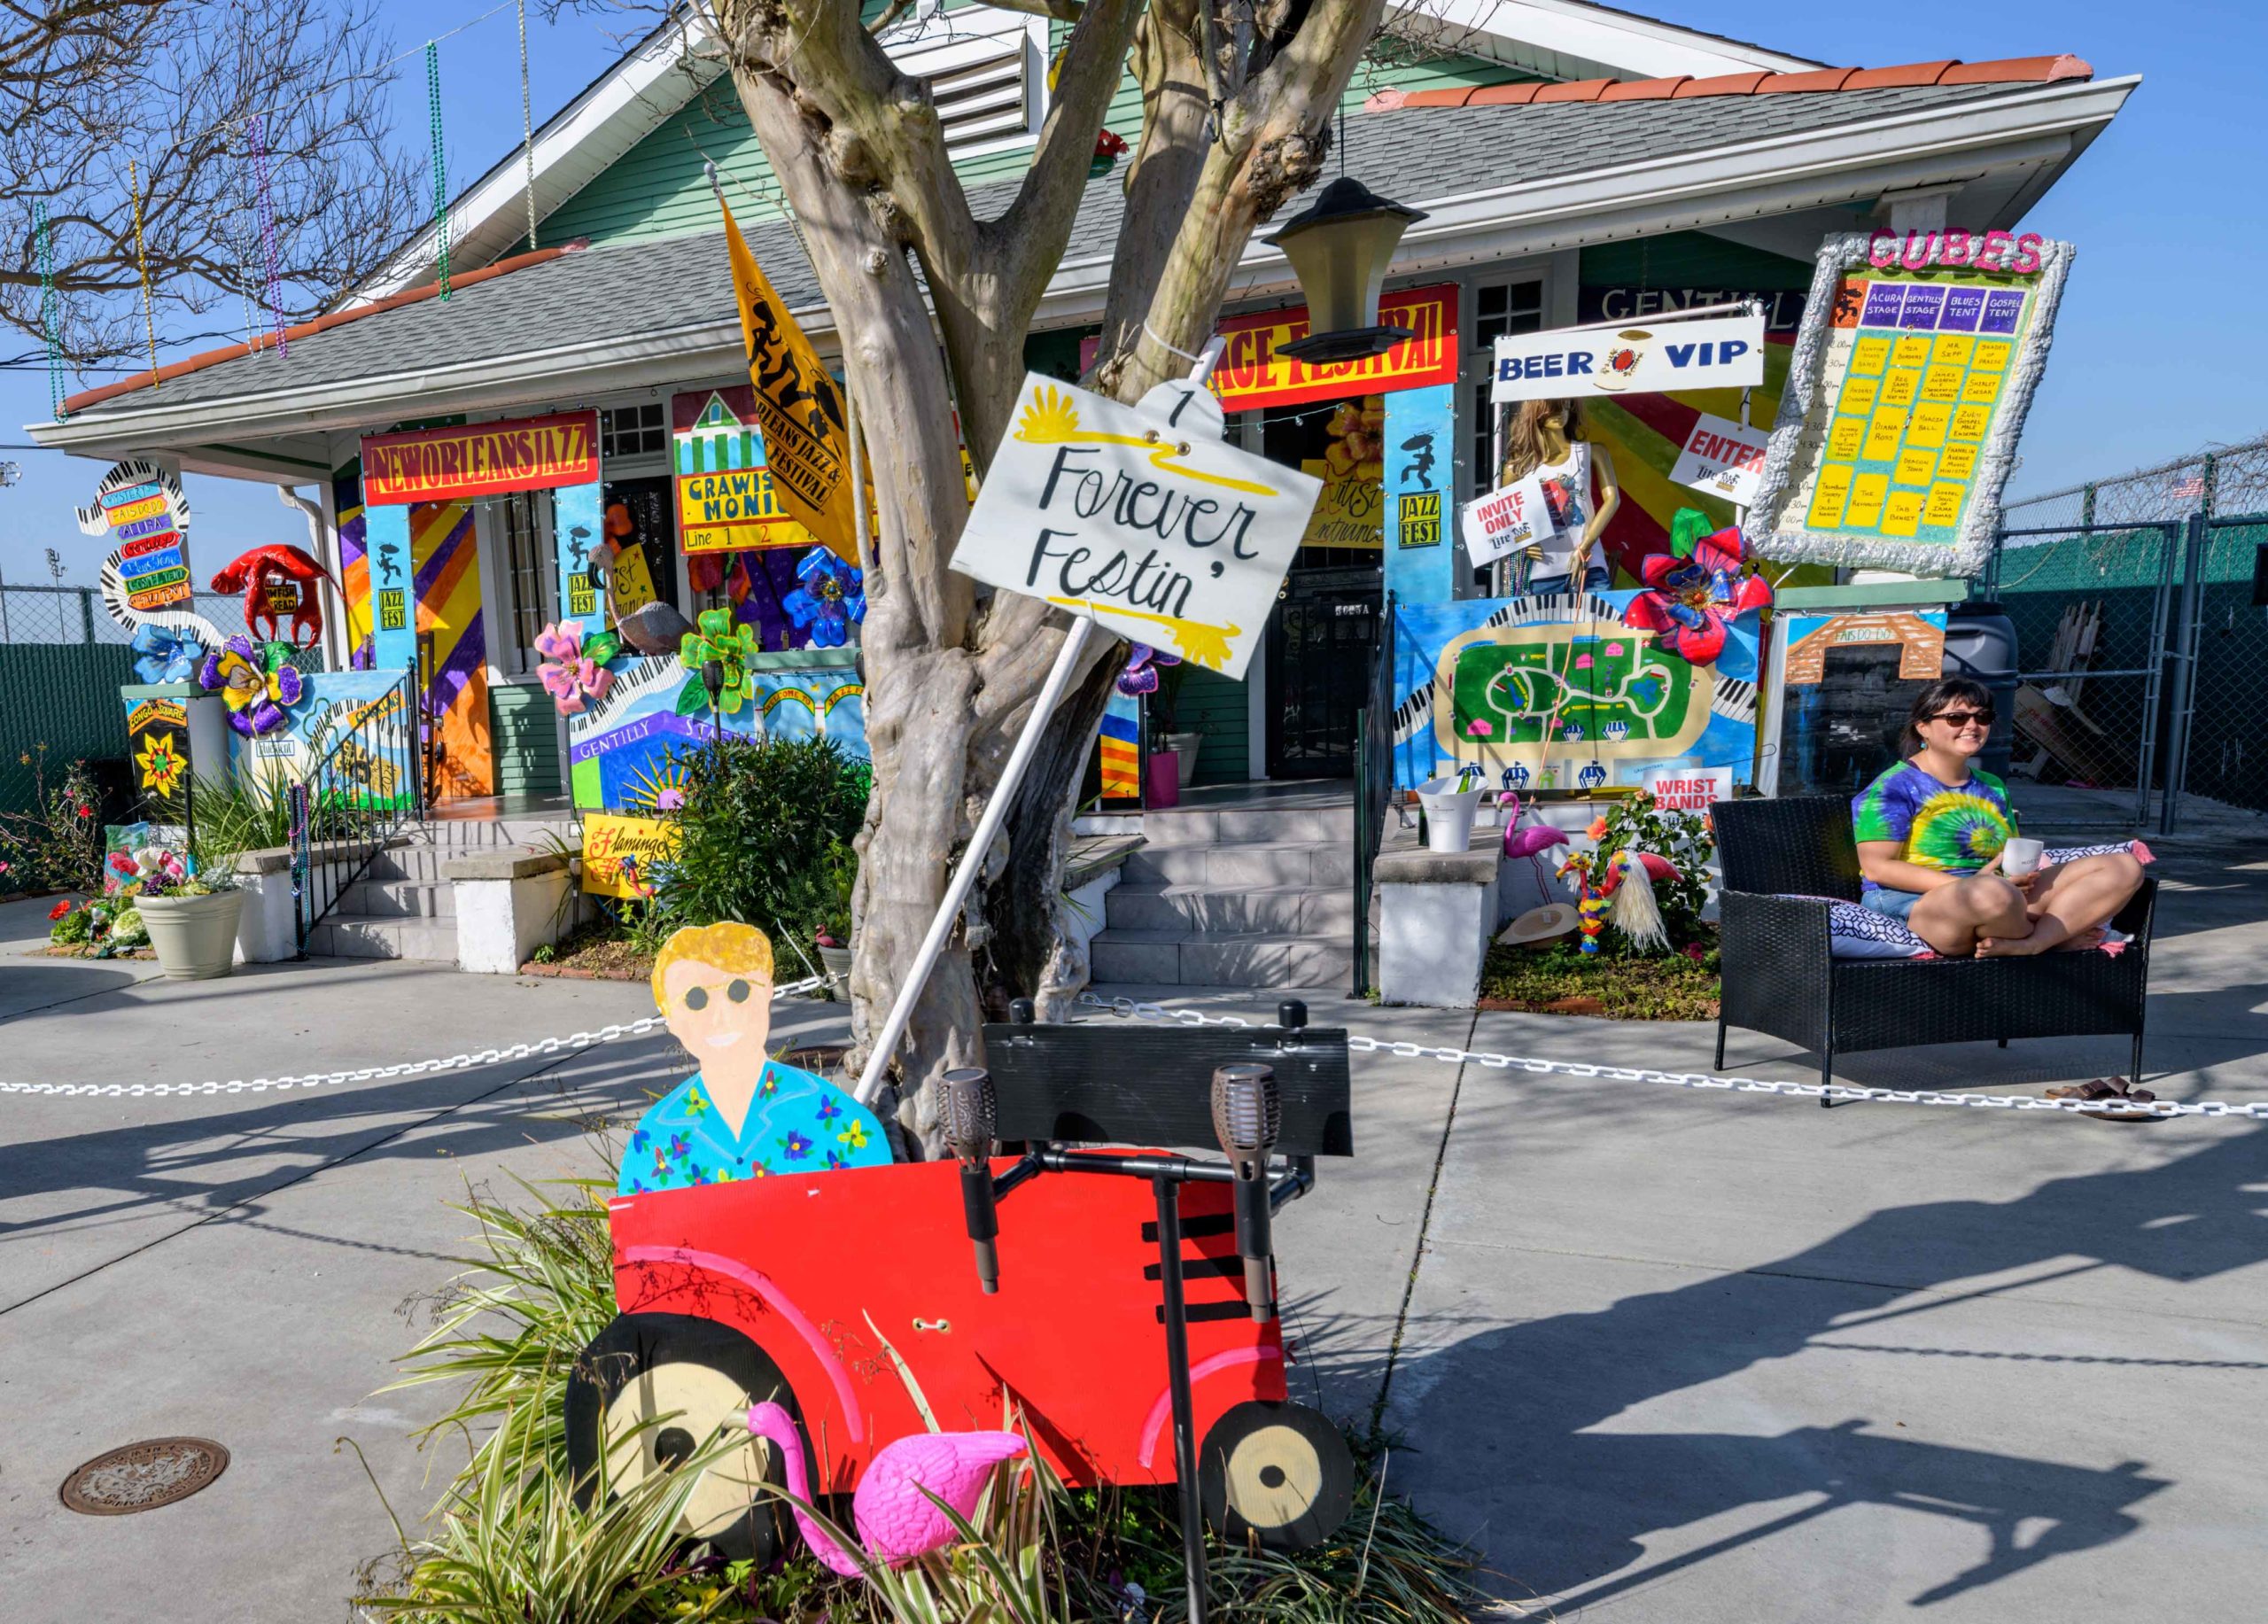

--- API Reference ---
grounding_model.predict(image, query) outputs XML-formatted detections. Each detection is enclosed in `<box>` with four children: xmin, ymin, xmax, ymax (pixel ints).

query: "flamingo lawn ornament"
<box><xmin>744</xmin><ymin>1402</ymin><xmax>1027</xmax><ymax>1577</ymax></box>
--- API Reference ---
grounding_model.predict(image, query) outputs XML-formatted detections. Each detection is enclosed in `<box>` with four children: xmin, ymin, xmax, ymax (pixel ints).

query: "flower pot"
<box><xmin>1163</xmin><ymin>731</ymin><xmax>1205</xmax><ymax>789</ymax></box>
<box><xmin>817</xmin><ymin>943</ymin><xmax>853</xmax><ymax>999</ymax></box>
<box><xmin>1146</xmin><ymin>751</ymin><xmax>1181</xmax><ymax>809</ymax></box>
<box><xmin>138</xmin><ymin>890</ymin><xmax>245</xmax><ymax>981</ymax></box>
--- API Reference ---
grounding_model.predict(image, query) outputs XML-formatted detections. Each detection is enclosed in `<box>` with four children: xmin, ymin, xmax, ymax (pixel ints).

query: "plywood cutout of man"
<box><xmin>619</xmin><ymin>922</ymin><xmax>890</xmax><ymax>1194</ymax></box>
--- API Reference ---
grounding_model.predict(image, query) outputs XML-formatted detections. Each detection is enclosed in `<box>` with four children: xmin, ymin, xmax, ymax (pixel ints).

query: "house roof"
<box><xmin>1363</xmin><ymin>51</ymin><xmax>2094</xmax><ymax>110</ymax></box>
<box><xmin>42</xmin><ymin>68</ymin><xmax>2135</xmax><ymax>452</ymax></box>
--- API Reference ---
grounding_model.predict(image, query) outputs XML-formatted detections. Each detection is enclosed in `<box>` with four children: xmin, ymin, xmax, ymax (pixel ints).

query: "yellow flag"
<box><xmin>719</xmin><ymin>198</ymin><xmax>858</xmax><ymax>560</ymax></box>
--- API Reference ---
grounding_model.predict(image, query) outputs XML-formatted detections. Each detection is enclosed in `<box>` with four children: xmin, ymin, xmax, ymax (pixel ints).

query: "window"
<box><xmin>1470</xmin><ymin>279</ymin><xmax>1544</xmax><ymax>486</ymax></box>
<box><xmin>497</xmin><ymin>490</ymin><xmax>556</xmax><ymax>673</ymax></box>
<box><xmin>601</xmin><ymin>402</ymin><xmax>667</xmax><ymax>460</ymax></box>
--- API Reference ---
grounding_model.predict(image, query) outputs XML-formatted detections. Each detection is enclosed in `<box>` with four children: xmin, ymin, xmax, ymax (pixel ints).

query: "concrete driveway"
<box><xmin>3</xmin><ymin>840</ymin><xmax>2265</xmax><ymax>1622</ymax></box>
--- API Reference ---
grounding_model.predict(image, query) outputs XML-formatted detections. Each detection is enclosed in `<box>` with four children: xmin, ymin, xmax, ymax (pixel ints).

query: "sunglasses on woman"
<box><xmin>1928</xmin><ymin>709</ymin><xmax>1993</xmax><ymax>728</ymax></box>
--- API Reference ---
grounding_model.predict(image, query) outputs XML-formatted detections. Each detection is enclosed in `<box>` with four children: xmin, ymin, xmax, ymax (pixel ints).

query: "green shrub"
<box><xmin>0</xmin><ymin>750</ymin><xmax>105</xmax><ymax>894</ymax></box>
<box><xmin>649</xmin><ymin>736</ymin><xmax>868</xmax><ymax>952</ymax></box>
<box><xmin>50</xmin><ymin>902</ymin><xmax>92</xmax><ymax>944</ymax></box>
<box><xmin>1586</xmin><ymin>792</ymin><xmax>1716</xmax><ymax>956</ymax></box>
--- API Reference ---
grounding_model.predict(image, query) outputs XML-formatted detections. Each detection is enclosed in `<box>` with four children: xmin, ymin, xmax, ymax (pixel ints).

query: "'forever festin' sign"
<box><xmin>950</xmin><ymin>374</ymin><xmax>1321</xmax><ymax>681</ymax></box>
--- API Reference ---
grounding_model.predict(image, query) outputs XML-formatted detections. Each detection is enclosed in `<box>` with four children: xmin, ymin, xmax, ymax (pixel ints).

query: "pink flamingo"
<box><xmin>744</xmin><ymin>1401</ymin><xmax>1027</xmax><ymax>1576</ymax></box>
<box><xmin>1500</xmin><ymin>795</ymin><xmax>1572</xmax><ymax>899</ymax></box>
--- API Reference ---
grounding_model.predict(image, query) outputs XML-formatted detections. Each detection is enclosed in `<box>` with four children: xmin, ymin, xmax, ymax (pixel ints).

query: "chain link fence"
<box><xmin>0</xmin><ymin>587</ymin><xmax>259</xmax><ymax>817</ymax></box>
<box><xmin>1992</xmin><ymin>434</ymin><xmax>2268</xmax><ymax>833</ymax></box>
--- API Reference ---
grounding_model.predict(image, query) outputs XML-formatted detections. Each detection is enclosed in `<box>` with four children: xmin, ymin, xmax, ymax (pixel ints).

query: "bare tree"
<box><xmin>692</xmin><ymin>0</ymin><xmax>1386</xmax><ymax>1150</ymax></box>
<box><xmin>1</xmin><ymin>0</ymin><xmax>421</xmax><ymax>372</ymax></box>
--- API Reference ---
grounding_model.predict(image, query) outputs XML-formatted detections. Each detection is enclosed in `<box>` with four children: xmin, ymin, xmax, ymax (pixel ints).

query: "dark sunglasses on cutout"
<box><xmin>681</xmin><ymin>979</ymin><xmax>754</xmax><ymax>1010</ymax></box>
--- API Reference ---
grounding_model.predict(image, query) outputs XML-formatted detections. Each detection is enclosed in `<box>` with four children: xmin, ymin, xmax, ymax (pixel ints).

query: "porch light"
<box><xmin>1265</xmin><ymin>176</ymin><xmax>1429</xmax><ymax>365</ymax></box>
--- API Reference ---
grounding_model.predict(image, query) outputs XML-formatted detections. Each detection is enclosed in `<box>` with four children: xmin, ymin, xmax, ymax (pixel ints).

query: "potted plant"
<box><xmin>1152</xmin><ymin>664</ymin><xmax>1204</xmax><ymax>791</ymax></box>
<box><xmin>814</xmin><ymin>838</ymin><xmax>856</xmax><ymax>998</ymax></box>
<box><xmin>136</xmin><ymin>785</ymin><xmax>251</xmax><ymax>980</ymax></box>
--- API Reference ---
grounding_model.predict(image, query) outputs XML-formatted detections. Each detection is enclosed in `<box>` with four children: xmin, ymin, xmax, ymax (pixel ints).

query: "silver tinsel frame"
<box><xmin>1742</xmin><ymin>231</ymin><xmax>2074</xmax><ymax>580</ymax></box>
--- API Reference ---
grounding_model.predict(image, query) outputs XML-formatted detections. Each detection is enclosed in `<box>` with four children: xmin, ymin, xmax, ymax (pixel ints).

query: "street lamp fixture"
<box><xmin>1264</xmin><ymin>175</ymin><xmax>1429</xmax><ymax>365</ymax></box>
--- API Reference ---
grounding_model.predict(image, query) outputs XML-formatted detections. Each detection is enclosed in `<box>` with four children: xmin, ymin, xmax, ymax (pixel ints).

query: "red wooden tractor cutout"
<box><xmin>564</xmin><ymin>1005</ymin><xmax>1357</xmax><ymax>1589</ymax></box>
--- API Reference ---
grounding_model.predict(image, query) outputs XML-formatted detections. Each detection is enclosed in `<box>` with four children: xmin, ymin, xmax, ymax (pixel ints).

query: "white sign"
<box><xmin>950</xmin><ymin>374</ymin><xmax>1321</xmax><ymax>681</ymax></box>
<box><xmin>1669</xmin><ymin>413</ymin><xmax>1771</xmax><ymax>508</ymax></box>
<box><xmin>1460</xmin><ymin>472</ymin><xmax>1551</xmax><ymax>567</ymax></box>
<box><xmin>1492</xmin><ymin>313</ymin><xmax>1765</xmax><ymax>402</ymax></box>
<box><xmin>1643</xmin><ymin>764</ymin><xmax>1733</xmax><ymax>812</ymax></box>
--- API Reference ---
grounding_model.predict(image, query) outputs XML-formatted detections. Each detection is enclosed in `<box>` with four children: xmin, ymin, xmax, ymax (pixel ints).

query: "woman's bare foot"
<box><xmin>1977</xmin><ymin>929</ymin><xmax>2053</xmax><ymax>958</ymax></box>
<box><xmin>2053</xmin><ymin>926</ymin><xmax>2109</xmax><ymax>952</ymax></box>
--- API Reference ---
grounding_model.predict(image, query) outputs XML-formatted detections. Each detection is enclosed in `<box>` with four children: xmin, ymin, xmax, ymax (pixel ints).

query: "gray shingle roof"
<box><xmin>77</xmin><ymin>82</ymin><xmax>2023</xmax><ymax>418</ymax></box>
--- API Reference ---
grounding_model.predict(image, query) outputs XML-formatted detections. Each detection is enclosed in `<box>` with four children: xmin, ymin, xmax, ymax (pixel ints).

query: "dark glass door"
<box><xmin>1266</xmin><ymin>564</ymin><xmax>1380</xmax><ymax>779</ymax></box>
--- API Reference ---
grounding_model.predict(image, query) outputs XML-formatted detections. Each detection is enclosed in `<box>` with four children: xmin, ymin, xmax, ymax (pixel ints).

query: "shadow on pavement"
<box><xmin>1380</xmin><ymin>1125</ymin><xmax>2268</xmax><ymax>1609</ymax></box>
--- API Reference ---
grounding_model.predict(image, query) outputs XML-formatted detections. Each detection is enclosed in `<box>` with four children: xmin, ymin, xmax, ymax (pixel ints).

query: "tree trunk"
<box><xmin>712</xmin><ymin>0</ymin><xmax>1386</xmax><ymax>1154</ymax></box>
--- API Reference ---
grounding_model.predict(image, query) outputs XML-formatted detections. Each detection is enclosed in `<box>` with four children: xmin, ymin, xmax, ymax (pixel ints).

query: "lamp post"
<box><xmin>1265</xmin><ymin>176</ymin><xmax>1429</xmax><ymax>365</ymax></box>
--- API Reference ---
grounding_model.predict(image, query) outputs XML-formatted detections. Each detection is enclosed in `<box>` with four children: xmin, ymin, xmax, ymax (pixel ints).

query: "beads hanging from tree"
<box><xmin>428</xmin><ymin>41</ymin><xmax>452</xmax><ymax>300</ymax></box>
<box><xmin>518</xmin><ymin>0</ymin><xmax>538</xmax><ymax>252</ymax></box>
<box><xmin>129</xmin><ymin>159</ymin><xmax>159</xmax><ymax>388</ymax></box>
<box><xmin>246</xmin><ymin>114</ymin><xmax>288</xmax><ymax>358</ymax></box>
<box><xmin>35</xmin><ymin>200</ymin><xmax>64</xmax><ymax>420</ymax></box>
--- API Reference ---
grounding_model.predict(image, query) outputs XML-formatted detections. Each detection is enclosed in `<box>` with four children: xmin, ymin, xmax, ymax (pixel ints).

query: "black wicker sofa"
<box><xmin>1711</xmin><ymin>795</ymin><xmax>2158</xmax><ymax>1105</ymax></box>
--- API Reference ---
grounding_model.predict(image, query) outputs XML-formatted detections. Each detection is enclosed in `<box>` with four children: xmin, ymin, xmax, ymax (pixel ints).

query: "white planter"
<box><xmin>1163</xmin><ymin>732</ymin><xmax>1205</xmax><ymax>789</ymax></box>
<box><xmin>818</xmin><ymin>943</ymin><xmax>854</xmax><ymax>999</ymax></box>
<box><xmin>139</xmin><ymin>890</ymin><xmax>246</xmax><ymax>981</ymax></box>
<box><xmin>1416</xmin><ymin>776</ymin><xmax>1484</xmax><ymax>855</ymax></box>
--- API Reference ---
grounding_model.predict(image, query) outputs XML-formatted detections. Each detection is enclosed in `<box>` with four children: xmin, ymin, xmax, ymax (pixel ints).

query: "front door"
<box><xmin>1265</xmin><ymin>565</ymin><xmax>1380</xmax><ymax>779</ymax></box>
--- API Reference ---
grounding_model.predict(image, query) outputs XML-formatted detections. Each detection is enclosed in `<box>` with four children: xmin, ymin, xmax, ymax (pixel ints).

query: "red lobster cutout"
<box><xmin>211</xmin><ymin>546</ymin><xmax>337</xmax><ymax>649</ymax></box>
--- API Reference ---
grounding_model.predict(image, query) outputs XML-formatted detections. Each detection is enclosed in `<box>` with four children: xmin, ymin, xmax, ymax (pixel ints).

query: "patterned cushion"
<box><xmin>1823</xmin><ymin>899</ymin><xmax>1933</xmax><ymax>959</ymax></box>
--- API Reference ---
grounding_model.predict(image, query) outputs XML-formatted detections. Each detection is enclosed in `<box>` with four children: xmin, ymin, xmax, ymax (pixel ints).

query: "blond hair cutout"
<box><xmin>650</xmin><ymin>921</ymin><xmax>775</xmax><ymax>1012</ymax></box>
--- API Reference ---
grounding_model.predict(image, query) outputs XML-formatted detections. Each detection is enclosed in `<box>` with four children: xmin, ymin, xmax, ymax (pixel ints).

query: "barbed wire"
<box><xmin>1074</xmin><ymin>995</ymin><xmax>2264</xmax><ymax>1121</ymax></box>
<box><xmin>0</xmin><ymin>975</ymin><xmax>822</xmax><ymax>1100</ymax></box>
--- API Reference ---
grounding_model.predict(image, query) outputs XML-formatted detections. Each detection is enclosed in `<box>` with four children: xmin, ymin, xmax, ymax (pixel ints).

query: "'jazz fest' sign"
<box><xmin>950</xmin><ymin>375</ymin><xmax>1321</xmax><ymax>681</ymax></box>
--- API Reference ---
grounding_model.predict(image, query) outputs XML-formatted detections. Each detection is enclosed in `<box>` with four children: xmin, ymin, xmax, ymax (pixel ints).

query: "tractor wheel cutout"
<box><xmin>1198</xmin><ymin>1400</ymin><xmax>1355</xmax><ymax>1552</ymax></box>
<box><xmin>563</xmin><ymin>1311</ymin><xmax>798</xmax><ymax>1563</ymax></box>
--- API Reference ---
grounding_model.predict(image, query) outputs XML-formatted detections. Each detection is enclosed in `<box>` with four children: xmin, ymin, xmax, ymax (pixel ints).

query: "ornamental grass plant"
<box><xmin>356</xmin><ymin>1170</ymin><xmax>1507</xmax><ymax>1624</ymax></box>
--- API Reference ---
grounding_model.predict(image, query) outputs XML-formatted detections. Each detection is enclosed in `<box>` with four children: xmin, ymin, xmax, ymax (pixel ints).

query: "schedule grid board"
<box><xmin>1744</xmin><ymin>230</ymin><xmax>2072</xmax><ymax>581</ymax></box>
<box><xmin>1801</xmin><ymin>276</ymin><xmax>2032</xmax><ymax>544</ymax></box>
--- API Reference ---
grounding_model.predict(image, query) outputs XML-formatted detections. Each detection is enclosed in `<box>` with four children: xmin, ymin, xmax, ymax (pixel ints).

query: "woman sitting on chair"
<box><xmin>1852</xmin><ymin>678</ymin><xmax>2144</xmax><ymax>958</ymax></box>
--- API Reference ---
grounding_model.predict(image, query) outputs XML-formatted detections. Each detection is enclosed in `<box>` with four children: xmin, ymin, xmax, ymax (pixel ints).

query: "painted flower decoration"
<box><xmin>1620</xmin><ymin>514</ymin><xmax>1773</xmax><ymax>666</ymax></box>
<box><xmin>532</xmin><ymin>620</ymin><xmax>620</xmax><ymax>716</ymax></box>
<box><xmin>129</xmin><ymin>624</ymin><xmax>203</xmax><ymax>685</ymax></box>
<box><xmin>1116</xmin><ymin>643</ymin><xmax>1183</xmax><ymax>697</ymax></box>
<box><xmin>197</xmin><ymin>635</ymin><xmax>303</xmax><ymax>736</ymax></box>
<box><xmin>781</xmin><ymin>546</ymin><xmax>866</xmax><ymax>650</ymax></box>
<box><xmin>677</xmin><ymin>608</ymin><xmax>760</xmax><ymax>714</ymax></box>
<box><xmin>135</xmin><ymin>732</ymin><xmax>187</xmax><ymax>799</ymax></box>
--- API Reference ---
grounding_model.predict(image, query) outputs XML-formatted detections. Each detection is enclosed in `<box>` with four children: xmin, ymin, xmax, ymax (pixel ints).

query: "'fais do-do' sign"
<box><xmin>951</xmin><ymin>373</ymin><xmax>1321</xmax><ymax>680</ymax></box>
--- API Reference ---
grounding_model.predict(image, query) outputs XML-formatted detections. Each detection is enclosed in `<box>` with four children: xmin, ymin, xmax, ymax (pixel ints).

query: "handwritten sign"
<box><xmin>360</xmin><ymin>411</ymin><xmax>599</xmax><ymax>506</ymax></box>
<box><xmin>1642</xmin><ymin>764</ymin><xmax>1732</xmax><ymax>812</ymax></box>
<box><xmin>1460</xmin><ymin>473</ymin><xmax>1550</xmax><ymax>567</ymax></box>
<box><xmin>1494</xmin><ymin>312</ymin><xmax>1765</xmax><ymax>402</ymax></box>
<box><xmin>1783</xmin><ymin>610</ymin><xmax>1946</xmax><ymax>685</ymax></box>
<box><xmin>672</xmin><ymin>388</ymin><xmax>819</xmax><ymax>556</ymax></box>
<box><xmin>81</xmin><ymin>460</ymin><xmax>194</xmax><ymax>615</ymax></box>
<box><xmin>949</xmin><ymin>374</ymin><xmax>1320</xmax><ymax>680</ymax></box>
<box><xmin>1669</xmin><ymin>414</ymin><xmax>1771</xmax><ymax>508</ymax></box>
<box><xmin>582</xmin><ymin>813</ymin><xmax>680</xmax><ymax>898</ymax></box>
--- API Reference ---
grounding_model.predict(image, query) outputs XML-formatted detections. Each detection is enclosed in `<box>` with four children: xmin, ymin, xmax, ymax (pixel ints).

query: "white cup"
<box><xmin>2002</xmin><ymin>836</ymin><xmax>2046</xmax><ymax>876</ymax></box>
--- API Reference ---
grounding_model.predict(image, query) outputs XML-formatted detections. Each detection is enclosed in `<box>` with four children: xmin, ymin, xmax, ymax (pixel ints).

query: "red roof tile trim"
<box><xmin>1363</xmin><ymin>54</ymin><xmax>2092</xmax><ymax>114</ymax></box>
<box><xmin>60</xmin><ymin>242</ymin><xmax>588</xmax><ymax>416</ymax></box>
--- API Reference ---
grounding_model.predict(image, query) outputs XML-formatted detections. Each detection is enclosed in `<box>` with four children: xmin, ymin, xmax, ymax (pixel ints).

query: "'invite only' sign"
<box><xmin>951</xmin><ymin>374</ymin><xmax>1320</xmax><ymax>680</ymax></box>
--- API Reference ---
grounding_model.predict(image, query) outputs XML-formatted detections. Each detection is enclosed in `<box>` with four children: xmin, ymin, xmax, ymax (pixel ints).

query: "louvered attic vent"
<box><xmin>887</xmin><ymin>12</ymin><xmax>1038</xmax><ymax>154</ymax></box>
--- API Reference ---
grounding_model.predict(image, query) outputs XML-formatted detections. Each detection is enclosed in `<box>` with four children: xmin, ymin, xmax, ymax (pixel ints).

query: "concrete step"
<box><xmin>339</xmin><ymin>878</ymin><xmax>454</xmax><ymax>920</ymax></box>
<box><xmin>307</xmin><ymin>913</ymin><xmax>458</xmax><ymax>962</ymax></box>
<box><xmin>1138</xmin><ymin>806</ymin><xmax>1353</xmax><ymax>848</ymax></box>
<box><xmin>1091</xmin><ymin>928</ymin><xmax>1353</xmax><ymax>989</ymax></box>
<box><xmin>365</xmin><ymin>843</ymin><xmax>451</xmax><ymax>882</ymax></box>
<box><xmin>1105</xmin><ymin>881</ymin><xmax>1353</xmax><ymax>936</ymax></box>
<box><xmin>1123</xmin><ymin>842</ymin><xmax>1355</xmax><ymax>889</ymax></box>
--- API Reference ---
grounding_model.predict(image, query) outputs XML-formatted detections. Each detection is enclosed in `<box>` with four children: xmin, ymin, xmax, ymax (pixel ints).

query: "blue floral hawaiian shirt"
<box><xmin>618</xmin><ymin>1061</ymin><xmax>891</xmax><ymax>1194</ymax></box>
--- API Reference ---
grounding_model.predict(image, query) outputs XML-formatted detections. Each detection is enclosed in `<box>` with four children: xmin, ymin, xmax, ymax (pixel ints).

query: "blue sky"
<box><xmin>1</xmin><ymin>0</ymin><xmax>2249</xmax><ymax>586</ymax></box>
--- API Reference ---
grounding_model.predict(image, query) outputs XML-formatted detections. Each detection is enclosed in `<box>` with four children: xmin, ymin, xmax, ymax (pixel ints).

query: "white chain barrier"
<box><xmin>0</xmin><ymin>976</ymin><xmax>824</xmax><ymax>1100</ymax></box>
<box><xmin>1075</xmin><ymin>993</ymin><xmax>2267</xmax><ymax>1121</ymax></box>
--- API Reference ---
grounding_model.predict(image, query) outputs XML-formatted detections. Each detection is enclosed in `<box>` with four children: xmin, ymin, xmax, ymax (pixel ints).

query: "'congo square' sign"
<box><xmin>1744</xmin><ymin>230</ymin><xmax>2071</xmax><ymax>579</ymax></box>
<box><xmin>949</xmin><ymin>374</ymin><xmax>1321</xmax><ymax>680</ymax></box>
<box><xmin>78</xmin><ymin>460</ymin><xmax>193</xmax><ymax>612</ymax></box>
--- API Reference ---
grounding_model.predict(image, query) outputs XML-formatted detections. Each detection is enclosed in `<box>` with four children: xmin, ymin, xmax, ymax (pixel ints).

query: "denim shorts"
<box><xmin>1529</xmin><ymin>563</ymin><xmax>1612</xmax><ymax>596</ymax></box>
<box><xmin>1861</xmin><ymin>888</ymin><xmax>1923</xmax><ymax>921</ymax></box>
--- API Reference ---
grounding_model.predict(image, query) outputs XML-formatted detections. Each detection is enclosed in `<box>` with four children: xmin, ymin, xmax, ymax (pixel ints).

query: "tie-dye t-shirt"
<box><xmin>1851</xmin><ymin>761</ymin><xmax>2017</xmax><ymax>894</ymax></box>
<box><xmin>617</xmin><ymin>1061</ymin><xmax>891</xmax><ymax>1194</ymax></box>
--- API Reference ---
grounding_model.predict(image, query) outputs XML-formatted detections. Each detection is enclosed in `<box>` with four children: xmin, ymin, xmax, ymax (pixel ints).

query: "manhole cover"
<box><xmin>60</xmin><ymin>1437</ymin><xmax>229</xmax><ymax>1515</ymax></box>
